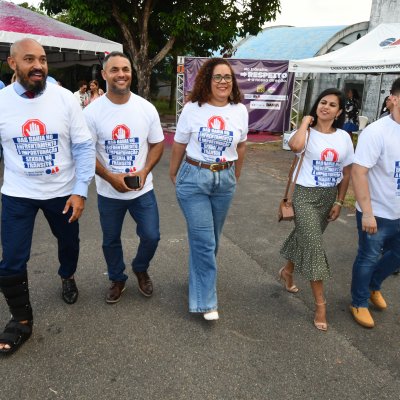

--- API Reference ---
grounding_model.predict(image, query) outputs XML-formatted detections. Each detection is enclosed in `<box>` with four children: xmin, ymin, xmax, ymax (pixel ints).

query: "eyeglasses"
<box><xmin>212</xmin><ymin>74</ymin><xmax>233</xmax><ymax>83</ymax></box>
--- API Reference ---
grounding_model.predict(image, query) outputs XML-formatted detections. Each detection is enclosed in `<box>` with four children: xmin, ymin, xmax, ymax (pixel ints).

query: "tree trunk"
<box><xmin>135</xmin><ymin>62</ymin><xmax>152</xmax><ymax>100</ymax></box>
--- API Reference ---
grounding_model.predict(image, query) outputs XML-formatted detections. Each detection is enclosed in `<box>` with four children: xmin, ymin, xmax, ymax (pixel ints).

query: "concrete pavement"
<box><xmin>1</xmin><ymin>143</ymin><xmax>399</xmax><ymax>399</ymax></box>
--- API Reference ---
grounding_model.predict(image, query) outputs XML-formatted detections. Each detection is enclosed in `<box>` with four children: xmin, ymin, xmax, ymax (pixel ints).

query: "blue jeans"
<box><xmin>0</xmin><ymin>194</ymin><xmax>79</xmax><ymax>278</ymax></box>
<box><xmin>351</xmin><ymin>210</ymin><xmax>400</xmax><ymax>307</ymax></box>
<box><xmin>97</xmin><ymin>190</ymin><xmax>160</xmax><ymax>282</ymax></box>
<box><xmin>176</xmin><ymin>161</ymin><xmax>236</xmax><ymax>313</ymax></box>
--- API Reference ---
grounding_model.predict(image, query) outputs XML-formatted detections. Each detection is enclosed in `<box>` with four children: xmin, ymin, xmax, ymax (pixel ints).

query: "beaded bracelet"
<box><xmin>333</xmin><ymin>201</ymin><xmax>343</xmax><ymax>207</ymax></box>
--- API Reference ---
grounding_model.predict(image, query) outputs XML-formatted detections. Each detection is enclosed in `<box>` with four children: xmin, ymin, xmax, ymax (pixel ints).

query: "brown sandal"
<box><xmin>314</xmin><ymin>301</ymin><xmax>327</xmax><ymax>332</ymax></box>
<box><xmin>278</xmin><ymin>267</ymin><xmax>299</xmax><ymax>293</ymax></box>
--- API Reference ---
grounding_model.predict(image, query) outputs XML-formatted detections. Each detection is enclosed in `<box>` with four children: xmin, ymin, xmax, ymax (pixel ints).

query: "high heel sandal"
<box><xmin>314</xmin><ymin>301</ymin><xmax>327</xmax><ymax>332</ymax></box>
<box><xmin>278</xmin><ymin>267</ymin><xmax>299</xmax><ymax>293</ymax></box>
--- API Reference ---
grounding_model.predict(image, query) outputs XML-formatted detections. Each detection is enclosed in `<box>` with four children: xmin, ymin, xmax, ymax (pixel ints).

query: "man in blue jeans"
<box><xmin>350</xmin><ymin>77</ymin><xmax>400</xmax><ymax>328</ymax></box>
<box><xmin>84</xmin><ymin>52</ymin><xmax>164</xmax><ymax>303</ymax></box>
<box><xmin>0</xmin><ymin>39</ymin><xmax>95</xmax><ymax>354</ymax></box>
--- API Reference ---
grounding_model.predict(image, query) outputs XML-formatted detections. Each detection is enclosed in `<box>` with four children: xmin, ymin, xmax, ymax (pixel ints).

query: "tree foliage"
<box><xmin>40</xmin><ymin>0</ymin><xmax>281</xmax><ymax>98</ymax></box>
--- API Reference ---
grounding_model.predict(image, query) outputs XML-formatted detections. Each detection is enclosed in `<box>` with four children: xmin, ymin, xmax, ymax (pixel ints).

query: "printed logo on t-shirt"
<box><xmin>394</xmin><ymin>161</ymin><xmax>400</xmax><ymax>195</ymax></box>
<box><xmin>311</xmin><ymin>148</ymin><xmax>341</xmax><ymax>187</ymax></box>
<box><xmin>112</xmin><ymin>124</ymin><xmax>130</xmax><ymax>140</ymax></box>
<box><xmin>22</xmin><ymin>119</ymin><xmax>46</xmax><ymax>137</ymax></box>
<box><xmin>105</xmin><ymin>124</ymin><xmax>139</xmax><ymax>170</ymax></box>
<box><xmin>12</xmin><ymin>119</ymin><xmax>60</xmax><ymax>176</ymax></box>
<box><xmin>197</xmin><ymin>115</ymin><xmax>233</xmax><ymax>162</ymax></box>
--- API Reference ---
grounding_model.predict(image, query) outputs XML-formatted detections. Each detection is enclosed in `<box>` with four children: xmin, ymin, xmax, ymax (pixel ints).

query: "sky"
<box><xmin>11</xmin><ymin>0</ymin><xmax>373</xmax><ymax>27</ymax></box>
<box><xmin>266</xmin><ymin>0</ymin><xmax>373</xmax><ymax>27</ymax></box>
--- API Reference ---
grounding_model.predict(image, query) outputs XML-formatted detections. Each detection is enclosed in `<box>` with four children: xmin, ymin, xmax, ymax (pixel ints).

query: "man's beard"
<box><xmin>109</xmin><ymin>81</ymin><xmax>130</xmax><ymax>96</ymax></box>
<box><xmin>16</xmin><ymin>66</ymin><xmax>47</xmax><ymax>94</ymax></box>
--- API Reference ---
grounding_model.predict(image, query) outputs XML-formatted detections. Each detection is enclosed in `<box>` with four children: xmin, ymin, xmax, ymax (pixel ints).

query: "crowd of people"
<box><xmin>73</xmin><ymin>79</ymin><xmax>104</xmax><ymax>109</ymax></box>
<box><xmin>0</xmin><ymin>38</ymin><xmax>399</xmax><ymax>356</ymax></box>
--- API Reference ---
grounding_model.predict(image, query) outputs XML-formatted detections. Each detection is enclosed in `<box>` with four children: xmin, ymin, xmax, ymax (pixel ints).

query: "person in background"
<box><xmin>350</xmin><ymin>77</ymin><xmax>400</xmax><ymax>328</ymax></box>
<box><xmin>0</xmin><ymin>80</ymin><xmax>4</xmax><ymax>162</ymax></box>
<box><xmin>379</xmin><ymin>95</ymin><xmax>394</xmax><ymax>119</ymax></box>
<box><xmin>84</xmin><ymin>52</ymin><xmax>164</xmax><ymax>304</ymax></box>
<box><xmin>279</xmin><ymin>88</ymin><xmax>354</xmax><ymax>332</ymax></box>
<box><xmin>378</xmin><ymin>95</ymin><xmax>398</xmax><ymax>275</ymax></box>
<box><xmin>87</xmin><ymin>79</ymin><xmax>104</xmax><ymax>104</ymax></box>
<box><xmin>0</xmin><ymin>38</ymin><xmax>95</xmax><ymax>355</ymax></box>
<box><xmin>169</xmin><ymin>58</ymin><xmax>248</xmax><ymax>321</ymax></box>
<box><xmin>74</xmin><ymin>80</ymin><xmax>89</xmax><ymax>109</ymax></box>
<box><xmin>343</xmin><ymin>88</ymin><xmax>360</xmax><ymax>135</ymax></box>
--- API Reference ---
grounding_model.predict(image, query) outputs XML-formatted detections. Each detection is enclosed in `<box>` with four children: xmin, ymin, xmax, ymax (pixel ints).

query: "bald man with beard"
<box><xmin>0</xmin><ymin>39</ymin><xmax>95</xmax><ymax>355</ymax></box>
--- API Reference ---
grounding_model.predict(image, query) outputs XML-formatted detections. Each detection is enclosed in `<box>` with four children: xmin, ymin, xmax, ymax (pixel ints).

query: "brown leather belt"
<box><xmin>185</xmin><ymin>157</ymin><xmax>234</xmax><ymax>172</ymax></box>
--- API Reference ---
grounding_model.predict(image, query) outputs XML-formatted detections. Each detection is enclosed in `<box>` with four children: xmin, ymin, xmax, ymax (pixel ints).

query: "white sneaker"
<box><xmin>203</xmin><ymin>311</ymin><xmax>219</xmax><ymax>321</ymax></box>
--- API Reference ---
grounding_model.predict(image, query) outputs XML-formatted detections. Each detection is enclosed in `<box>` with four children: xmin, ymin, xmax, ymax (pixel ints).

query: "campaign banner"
<box><xmin>184</xmin><ymin>57</ymin><xmax>294</xmax><ymax>132</ymax></box>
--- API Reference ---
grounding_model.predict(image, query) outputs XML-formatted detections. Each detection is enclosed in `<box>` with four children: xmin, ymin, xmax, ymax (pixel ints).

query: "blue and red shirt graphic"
<box><xmin>13</xmin><ymin>119</ymin><xmax>60</xmax><ymax>175</ymax></box>
<box><xmin>198</xmin><ymin>115</ymin><xmax>233</xmax><ymax>162</ymax></box>
<box><xmin>312</xmin><ymin>148</ymin><xmax>342</xmax><ymax>186</ymax></box>
<box><xmin>105</xmin><ymin>124</ymin><xmax>139</xmax><ymax>173</ymax></box>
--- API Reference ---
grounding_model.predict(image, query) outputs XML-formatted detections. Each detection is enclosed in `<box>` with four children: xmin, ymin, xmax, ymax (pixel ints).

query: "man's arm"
<box><xmin>63</xmin><ymin>139</ymin><xmax>95</xmax><ymax>223</ymax></box>
<box><xmin>351</xmin><ymin>163</ymin><xmax>377</xmax><ymax>234</ymax></box>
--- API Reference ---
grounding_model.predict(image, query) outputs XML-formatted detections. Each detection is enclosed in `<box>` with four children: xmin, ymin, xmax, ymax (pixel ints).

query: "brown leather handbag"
<box><xmin>278</xmin><ymin>130</ymin><xmax>309</xmax><ymax>222</ymax></box>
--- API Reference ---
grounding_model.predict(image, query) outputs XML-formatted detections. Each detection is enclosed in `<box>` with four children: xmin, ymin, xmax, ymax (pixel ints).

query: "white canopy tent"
<box><xmin>287</xmin><ymin>23</ymin><xmax>400</xmax><ymax>125</ymax></box>
<box><xmin>0</xmin><ymin>0</ymin><xmax>122</xmax><ymax>67</ymax></box>
<box><xmin>289</xmin><ymin>23</ymin><xmax>400</xmax><ymax>74</ymax></box>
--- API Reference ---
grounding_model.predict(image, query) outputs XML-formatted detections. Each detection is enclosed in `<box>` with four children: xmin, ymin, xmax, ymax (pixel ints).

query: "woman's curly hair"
<box><xmin>189</xmin><ymin>58</ymin><xmax>242</xmax><ymax>106</ymax></box>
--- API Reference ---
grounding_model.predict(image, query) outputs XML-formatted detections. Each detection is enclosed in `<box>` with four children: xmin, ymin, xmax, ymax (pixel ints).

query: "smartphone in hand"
<box><xmin>124</xmin><ymin>175</ymin><xmax>140</xmax><ymax>189</ymax></box>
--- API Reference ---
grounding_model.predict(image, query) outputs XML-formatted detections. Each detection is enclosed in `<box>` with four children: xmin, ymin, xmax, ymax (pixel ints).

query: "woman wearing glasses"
<box><xmin>169</xmin><ymin>58</ymin><xmax>248</xmax><ymax>321</ymax></box>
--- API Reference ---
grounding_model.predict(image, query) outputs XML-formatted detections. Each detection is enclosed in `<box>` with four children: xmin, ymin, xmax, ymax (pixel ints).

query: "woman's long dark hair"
<box><xmin>308</xmin><ymin>88</ymin><xmax>346</xmax><ymax>129</ymax></box>
<box><xmin>189</xmin><ymin>58</ymin><xmax>242</xmax><ymax>106</ymax></box>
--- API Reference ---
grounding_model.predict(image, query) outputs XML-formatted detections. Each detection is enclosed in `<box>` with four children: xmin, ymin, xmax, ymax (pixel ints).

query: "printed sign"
<box><xmin>184</xmin><ymin>58</ymin><xmax>294</xmax><ymax>132</ymax></box>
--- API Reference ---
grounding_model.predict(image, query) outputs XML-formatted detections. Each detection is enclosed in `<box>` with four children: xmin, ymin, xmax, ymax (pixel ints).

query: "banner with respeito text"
<box><xmin>184</xmin><ymin>57</ymin><xmax>294</xmax><ymax>132</ymax></box>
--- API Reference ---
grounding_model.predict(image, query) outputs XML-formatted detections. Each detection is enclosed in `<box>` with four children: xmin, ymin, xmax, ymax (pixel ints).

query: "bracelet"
<box><xmin>333</xmin><ymin>201</ymin><xmax>343</xmax><ymax>207</ymax></box>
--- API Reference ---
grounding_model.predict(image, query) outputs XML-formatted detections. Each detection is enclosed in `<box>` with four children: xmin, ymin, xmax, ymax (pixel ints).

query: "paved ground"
<box><xmin>1</xmin><ymin>140</ymin><xmax>400</xmax><ymax>400</ymax></box>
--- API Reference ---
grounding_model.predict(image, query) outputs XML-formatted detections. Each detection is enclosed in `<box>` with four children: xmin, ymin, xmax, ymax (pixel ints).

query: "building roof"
<box><xmin>0</xmin><ymin>0</ymin><xmax>122</xmax><ymax>66</ymax></box>
<box><xmin>232</xmin><ymin>25</ymin><xmax>348</xmax><ymax>60</ymax></box>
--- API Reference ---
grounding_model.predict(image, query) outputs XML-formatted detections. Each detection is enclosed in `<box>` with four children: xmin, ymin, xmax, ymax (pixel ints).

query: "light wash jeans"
<box><xmin>97</xmin><ymin>190</ymin><xmax>160</xmax><ymax>282</ymax></box>
<box><xmin>176</xmin><ymin>160</ymin><xmax>236</xmax><ymax>313</ymax></box>
<box><xmin>351</xmin><ymin>210</ymin><xmax>400</xmax><ymax>307</ymax></box>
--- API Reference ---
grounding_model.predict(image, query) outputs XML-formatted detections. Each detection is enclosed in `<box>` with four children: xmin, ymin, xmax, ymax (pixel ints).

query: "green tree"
<box><xmin>40</xmin><ymin>0</ymin><xmax>281</xmax><ymax>99</ymax></box>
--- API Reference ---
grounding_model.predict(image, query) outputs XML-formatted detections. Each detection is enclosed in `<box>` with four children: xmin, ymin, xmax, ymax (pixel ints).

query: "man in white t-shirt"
<box><xmin>350</xmin><ymin>77</ymin><xmax>400</xmax><ymax>328</ymax></box>
<box><xmin>84</xmin><ymin>52</ymin><xmax>164</xmax><ymax>304</ymax></box>
<box><xmin>0</xmin><ymin>39</ymin><xmax>95</xmax><ymax>355</ymax></box>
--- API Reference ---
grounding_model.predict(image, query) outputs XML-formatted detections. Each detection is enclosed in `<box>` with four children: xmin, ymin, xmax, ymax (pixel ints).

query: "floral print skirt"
<box><xmin>280</xmin><ymin>185</ymin><xmax>337</xmax><ymax>281</ymax></box>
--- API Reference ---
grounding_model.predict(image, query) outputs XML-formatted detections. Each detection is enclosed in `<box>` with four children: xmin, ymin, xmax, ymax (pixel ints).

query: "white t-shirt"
<box><xmin>175</xmin><ymin>101</ymin><xmax>248</xmax><ymax>163</ymax></box>
<box><xmin>74</xmin><ymin>90</ymin><xmax>89</xmax><ymax>109</ymax></box>
<box><xmin>84</xmin><ymin>93</ymin><xmax>164</xmax><ymax>200</ymax></box>
<box><xmin>354</xmin><ymin>115</ymin><xmax>400</xmax><ymax>219</ymax></box>
<box><xmin>0</xmin><ymin>83</ymin><xmax>92</xmax><ymax>199</ymax></box>
<box><xmin>291</xmin><ymin>127</ymin><xmax>354</xmax><ymax>187</ymax></box>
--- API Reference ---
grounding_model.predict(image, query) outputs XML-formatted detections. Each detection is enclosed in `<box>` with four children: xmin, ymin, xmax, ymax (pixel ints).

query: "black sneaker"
<box><xmin>61</xmin><ymin>278</ymin><xmax>78</xmax><ymax>304</ymax></box>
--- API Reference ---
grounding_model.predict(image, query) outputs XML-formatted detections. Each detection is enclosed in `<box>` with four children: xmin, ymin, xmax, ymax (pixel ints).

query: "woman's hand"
<box><xmin>301</xmin><ymin>115</ymin><xmax>314</xmax><ymax>127</ymax></box>
<box><xmin>327</xmin><ymin>204</ymin><xmax>341</xmax><ymax>222</ymax></box>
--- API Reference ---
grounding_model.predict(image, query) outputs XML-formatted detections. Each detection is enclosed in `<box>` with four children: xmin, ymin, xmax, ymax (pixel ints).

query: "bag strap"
<box><xmin>283</xmin><ymin>128</ymin><xmax>310</xmax><ymax>204</ymax></box>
